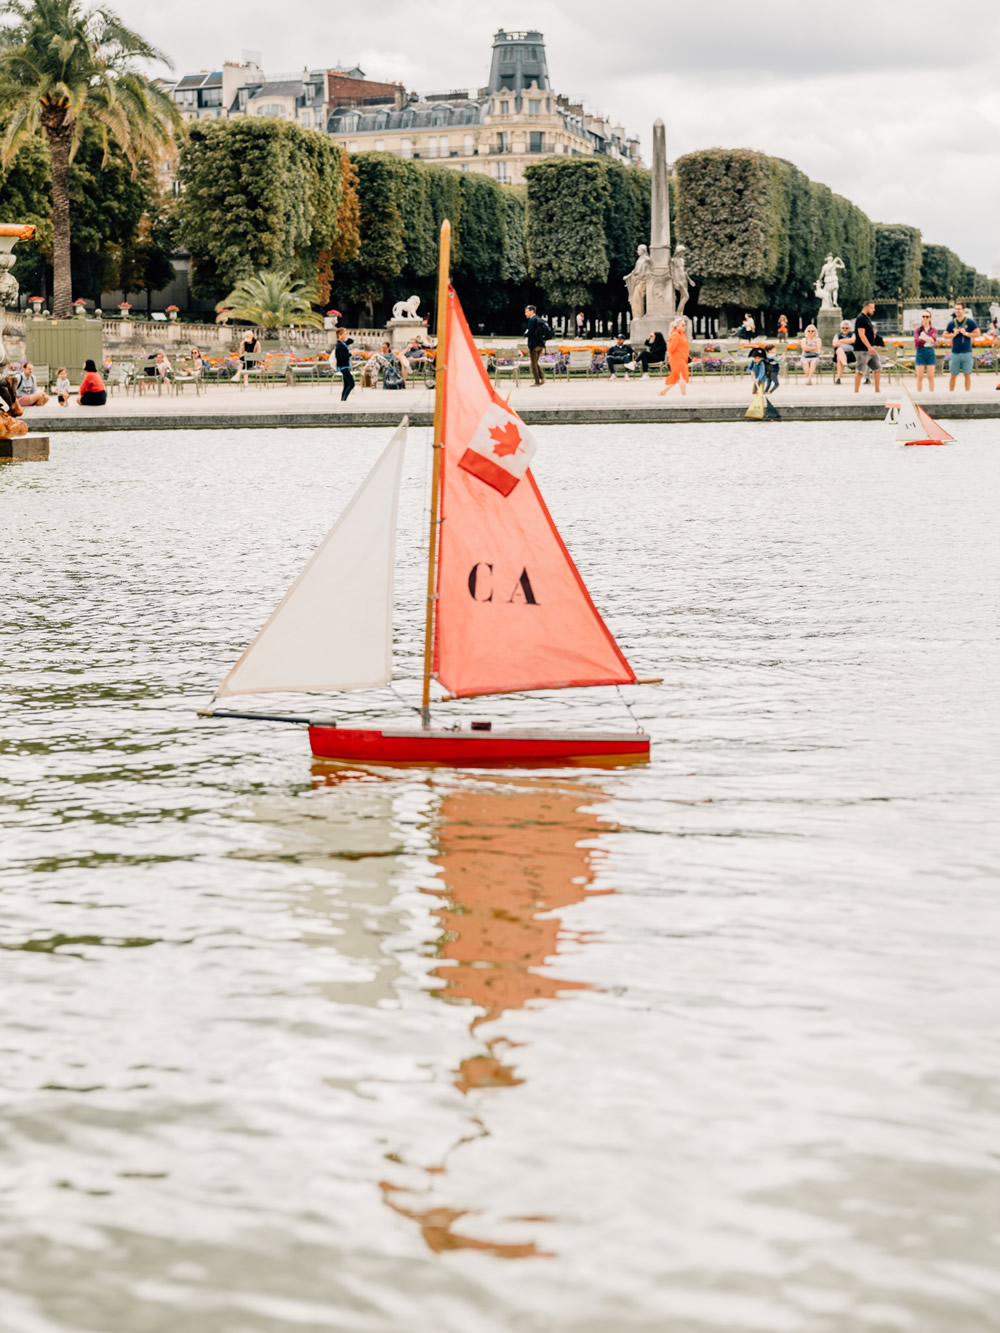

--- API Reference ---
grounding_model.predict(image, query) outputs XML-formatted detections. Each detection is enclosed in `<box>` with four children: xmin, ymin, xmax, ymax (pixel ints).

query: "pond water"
<box><xmin>2</xmin><ymin>422</ymin><xmax>999</xmax><ymax>1333</ymax></box>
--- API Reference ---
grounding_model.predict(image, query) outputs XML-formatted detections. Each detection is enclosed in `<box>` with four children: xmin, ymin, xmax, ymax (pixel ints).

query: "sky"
<box><xmin>123</xmin><ymin>0</ymin><xmax>1000</xmax><ymax>274</ymax></box>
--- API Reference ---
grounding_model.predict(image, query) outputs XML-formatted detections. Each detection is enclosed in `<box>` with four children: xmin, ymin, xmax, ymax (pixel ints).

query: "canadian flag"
<box><xmin>457</xmin><ymin>401</ymin><xmax>538</xmax><ymax>496</ymax></box>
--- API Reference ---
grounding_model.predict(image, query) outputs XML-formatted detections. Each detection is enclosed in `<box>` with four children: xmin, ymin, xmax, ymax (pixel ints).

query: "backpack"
<box><xmin>536</xmin><ymin>318</ymin><xmax>552</xmax><ymax>343</ymax></box>
<box><xmin>383</xmin><ymin>357</ymin><xmax>404</xmax><ymax>390</ymax></box>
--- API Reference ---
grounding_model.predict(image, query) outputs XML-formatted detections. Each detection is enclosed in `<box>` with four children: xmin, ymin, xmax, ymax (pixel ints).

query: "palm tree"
<box><xmin>0</xmin><ymin>0</ymin><xmax>179</xmax><ymax>318</ymax></box>
<box><xmin>217</xmin><ymin>269</ymin><xmax>325</xmax><ymax>330</ymax></box>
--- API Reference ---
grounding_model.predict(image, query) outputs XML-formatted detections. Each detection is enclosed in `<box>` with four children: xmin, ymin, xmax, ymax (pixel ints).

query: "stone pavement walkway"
<box><xmin>22</xmin><ymin>373</ymin><xmax>1000</xmax><ymax>431</ymax></box>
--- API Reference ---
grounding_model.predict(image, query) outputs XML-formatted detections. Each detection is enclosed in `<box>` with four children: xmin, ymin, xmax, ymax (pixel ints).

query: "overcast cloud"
<box><xmin>124</xmin><ymin>0</ymin><xmax>1000</xmax><ymax>273</ymax></box>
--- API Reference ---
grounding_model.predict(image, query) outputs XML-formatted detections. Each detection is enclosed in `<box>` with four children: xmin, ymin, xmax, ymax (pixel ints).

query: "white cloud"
<box><xmin>123</xmin><ymin>0</ymin><xmax>1000</xmax><ymax>270</ymax></box>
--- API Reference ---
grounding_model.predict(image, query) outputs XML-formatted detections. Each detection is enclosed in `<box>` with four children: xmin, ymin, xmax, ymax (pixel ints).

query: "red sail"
<box><xmin>433</xmin><ymin>289</ymin><xmax>636</xmax><ymax>698</ymax></box>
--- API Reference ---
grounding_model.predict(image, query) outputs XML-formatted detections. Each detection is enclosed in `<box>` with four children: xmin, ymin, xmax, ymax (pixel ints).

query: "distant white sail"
<box><xmin>895</xmin><ymin>387</ymin><xmax>953</xmax><ymax>445</ymax></box>
<box><xmin>895</xmin><ymin>387</ymin><xmax>923</xmax><ymax>442</ymax></box>
<box><xmin>217</xmin><ymin>419</ymin><xmax>407</xmax><ymax>697</ymax></box>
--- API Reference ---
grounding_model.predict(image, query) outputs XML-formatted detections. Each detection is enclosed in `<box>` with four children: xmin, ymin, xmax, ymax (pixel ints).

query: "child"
<box><xmin>54</xmin><ymin>367</ymin><xmax>72</xmax><ymax>407</ymax></box>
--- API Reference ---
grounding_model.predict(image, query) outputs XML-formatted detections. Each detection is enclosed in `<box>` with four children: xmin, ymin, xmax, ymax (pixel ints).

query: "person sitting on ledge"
<box><xmin>607</xmin><ymin>335</ymin><xmax>636</xmax><ymax>380</ymax></box>
<box><xmin>637</xmin><ymin>330</ymin><xmax>666</xmax><ymax>379</ymax></box>
<box><xmin>54</xmin><ymin>367</ymin><xmax>73</xmax><ymax>407</ymax></box>
<box><xmin>78</xmin><ymin>359</ymin><xmax>106</xmax><ymax>406</ymax></box>
<box><xmin>16</xmin><ymin>362</ymin><xmax>48</xmax><ymax>407</ymax></box>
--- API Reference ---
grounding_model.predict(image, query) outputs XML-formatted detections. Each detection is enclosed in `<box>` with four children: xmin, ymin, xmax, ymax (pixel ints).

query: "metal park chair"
<box><xmin>493</xmin><ymin>350</ymin><xmax>521</xmax><ymax>389</ymax></box>
<box><xmin>170</xmin><ymin>360</ymin><xmax>204</xmax><ymax>395</ymax></box>
<box><xmin>107</xmin><ymin>364</ymin><xmax>131</xmax><ymax>397</ymax></box>
<box><xmin>238</xmin><ymin>351</ymin><xmax>264</xmax><ymax>389</ymax></box>
<box><xmin>565</xmin><ymin>347</ymin><xmax>593</xmax><ymax>377</ymax></box>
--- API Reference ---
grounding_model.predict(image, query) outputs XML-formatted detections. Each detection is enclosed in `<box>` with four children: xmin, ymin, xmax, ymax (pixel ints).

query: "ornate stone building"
<box><xmin>326</xmin><ymin>31</ymin><xmax>640</xmax><ymax>185</ymax></box>
<box><xmin>165</xmin><ymin>32</ymin><xmax>639</xmax><ymax>184</ymax></box>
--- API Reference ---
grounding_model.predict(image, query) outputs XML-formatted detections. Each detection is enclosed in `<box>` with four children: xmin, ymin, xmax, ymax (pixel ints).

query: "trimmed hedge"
<box><xmin>673</xmin><ymin>148</ymin><xmax>874</xmax><ymax>315</ymax></box>
<box><xmin>874</xmin><ymin>224</ymin><xmax>922</xmax><ymax>299</ymax></box>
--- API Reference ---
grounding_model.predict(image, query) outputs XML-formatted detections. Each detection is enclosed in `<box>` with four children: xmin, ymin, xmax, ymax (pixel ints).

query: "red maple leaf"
<box><xmin>488</xmin><ymin>420</ymin><xmax>521</xmax><ymax>457</ymax></box>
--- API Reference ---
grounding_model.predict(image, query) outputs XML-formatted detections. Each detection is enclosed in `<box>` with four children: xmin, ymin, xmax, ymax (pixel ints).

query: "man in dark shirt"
<box><xmin>524</xmin><ymin>304</ymin><xmax>547</xmax><ymax>386</ymax></box>
<box><xmin>607</xmin><ymin>335</ymin><xmax>637</xmax><ymax>379</ymax></box>
<box><xmin>946</xmin><ymin>302</ymin><xmax>979</xmax><ymax>392</ymax></box>
<box><xmin>853</xmin><ymin>300</ymin><xmax>881</xmax><ymax>394</ymax></box>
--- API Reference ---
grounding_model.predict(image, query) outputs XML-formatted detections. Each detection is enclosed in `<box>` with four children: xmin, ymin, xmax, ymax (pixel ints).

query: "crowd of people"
<box><xmin>5</xmin><ymin>300</ymin><xmax>995</xmax><ymax>417</ymax></box>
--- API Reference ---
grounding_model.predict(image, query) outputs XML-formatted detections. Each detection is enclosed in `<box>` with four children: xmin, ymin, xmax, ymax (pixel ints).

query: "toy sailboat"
<box><xmin>201</xmin><ymin>222</ymin><xmax>656</xmax><ymax>766</ymax></box>
<box><xmin>892</xmin><ymin>386</ymin><xmax>954</xmax><ymax>447</ymax></box>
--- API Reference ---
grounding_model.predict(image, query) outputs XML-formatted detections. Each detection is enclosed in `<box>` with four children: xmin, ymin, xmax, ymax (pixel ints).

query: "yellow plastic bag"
<box><xmin>745</xmin><ymin>387</ymin><xmax>765</xmax><ymax>419</ymax></box>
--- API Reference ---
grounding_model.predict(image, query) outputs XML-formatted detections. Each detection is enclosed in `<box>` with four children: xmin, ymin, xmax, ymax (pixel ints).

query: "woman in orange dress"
<box><xmin>658</xmin><ymin>318</ymin><xmax>690</xmax><ymax>397</ymax></box>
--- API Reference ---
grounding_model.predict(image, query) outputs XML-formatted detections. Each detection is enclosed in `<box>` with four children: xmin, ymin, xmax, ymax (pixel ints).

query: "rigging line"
<box><xmin>389</xmin><ymin>682</ymin><xmax>424</xmax><ymax>718</ymax></box>
<box><xmin>615</xmin><ymin>684</ymin><xmax>645</xmax><ymax>735</ymax></box>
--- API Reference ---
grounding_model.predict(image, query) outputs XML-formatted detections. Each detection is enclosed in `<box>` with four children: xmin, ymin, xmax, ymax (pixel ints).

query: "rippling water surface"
<box><xmin>3</xmin><ymin>422</ymin><xmax>999</xmax><ymax>1333</ymax></box>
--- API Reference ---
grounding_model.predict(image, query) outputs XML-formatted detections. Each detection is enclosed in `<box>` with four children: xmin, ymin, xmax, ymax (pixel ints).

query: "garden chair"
<box><xmin>238</xmin><ymin>351</ymin><xmax>264</xmax><ymax>390</ymax></box>
<box><xmin>260</xmin><ymin>353</ymin><xmax>291</xmax><ymax>388</ymax></box>
<box><xmin>287</xmin><ymin>360</ymin><xmax>318</xmax><ymax>385</ymax></box>
<box><xmin>135</xmin><ymin>356</ymin><xmax>163</xmax><ymax>396</ymax></box>
<box><xmin>107</xmin><ymin>364</ymin><xmax>131</xmax><ymax>397</ymax></box>
<box><xmin>565</xmin><ymin>348</ymin><xmax>592</xmax><ymax>378</ymax></box>
<box><xmin>493</xmin><ymin>350</ymin><xmax>520</xmax><ymax>390</ymax></box>
<box><xmin>171</xmin><ymin>360</ymin><xmax>204</xmax><ymax>395</ymax></box>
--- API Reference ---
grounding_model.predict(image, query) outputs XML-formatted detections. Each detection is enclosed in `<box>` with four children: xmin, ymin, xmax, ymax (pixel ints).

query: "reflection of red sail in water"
<box><xmin>381</xmin><ymin>780</ymin><xmax>610</xmax><ymax>1257</ymax></box>
<box><xmin>430</xmin><ymin>784</ymin><xmax>606</xmax><ymax>1027</ymax></box>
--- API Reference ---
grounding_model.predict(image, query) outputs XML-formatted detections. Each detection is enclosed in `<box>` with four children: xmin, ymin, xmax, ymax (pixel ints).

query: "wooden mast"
<box><xmin>421</xmin><ymin>219</ymin><xmax>450</xmax><ymax>727</ymax></box>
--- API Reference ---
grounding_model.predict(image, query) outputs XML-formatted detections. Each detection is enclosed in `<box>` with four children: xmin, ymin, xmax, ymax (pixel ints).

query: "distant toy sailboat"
<box><xmin>201</xmin><ymin>222</ymin><xmax>657</xmax><ymax>766</ymax></box>
<box><xmin>893</xmin><ymin>385</ymin><xmax>955</xmax><ymax>446</ymax></box>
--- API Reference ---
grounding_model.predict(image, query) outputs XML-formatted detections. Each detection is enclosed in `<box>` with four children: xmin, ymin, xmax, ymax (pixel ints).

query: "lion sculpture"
<box><xmin>390</xmin><ymin>295</ymin><xmax>421</xmax><ymax>321</ymax></box>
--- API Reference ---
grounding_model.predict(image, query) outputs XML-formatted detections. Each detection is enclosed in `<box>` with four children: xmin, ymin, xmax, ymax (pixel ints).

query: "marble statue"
<box><xmin>814</xmin><ymin>254</ymin><xmax>845</xmax><ymax>311</ymax></box>
<box><xmin>670</xmin><ymin>244</ymin><xmax>691</xmax><ymax>318</ymax></box>
<box><xmin>624</xmin><ymin>245</ymin><xmax>653</xmax><ymax>320</ymax></box>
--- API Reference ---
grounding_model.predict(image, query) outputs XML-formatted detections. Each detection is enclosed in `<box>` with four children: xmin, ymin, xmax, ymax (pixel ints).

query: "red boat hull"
<box><xmin>308</xmin><ymin>725</ymin><xmax>650</xmax><ymax>767</ymax></box>
<box><xmin>903</xmin><ymin>439</ymin><xmax>951</xmax><ymax>446</ymax></box>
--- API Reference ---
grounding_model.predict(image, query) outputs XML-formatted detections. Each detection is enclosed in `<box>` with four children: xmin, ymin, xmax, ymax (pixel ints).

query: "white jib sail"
<box><xmin>895</xmin><ymin>387</ymin><xmax>924</xmax><ymax>443</ymax></box>
<box><xmin>216</xmin><ymin>419</ymin><xmax>407</xmax><ymax>697</ymax></box>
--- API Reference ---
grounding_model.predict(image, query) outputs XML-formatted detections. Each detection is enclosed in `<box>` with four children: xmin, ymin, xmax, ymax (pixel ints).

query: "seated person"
<box><xmin>372</xmin><ymin>342</ymin><xmax>405</xmax><ymax>389</ymax></box>
<box><xmin>16</xmin><ymin>362</ymin><xmax>48</xmax><ymax>407</ymax></box>
<box><xmin>606</xmin><ymin>335</ymin><xmax>636</xmax><ymax>380</ymax></box>
<box><xmin>188</xmin><ymin>347</ymin><xmax>206</xmax><ymax>373</ymax></box>
<box><xmin>154</xmin><ymin>351</ymin><xmax>172</xmax><ymax>382</ymax></box>
<box><xmin>637</xmin><ymin>330</ymin><xmax>666</xmax><ymax>378</ymax></box>
<box><xmin>54</xmin><ymin>366</ymin><xmax>73</xmax><ymax>407</ymax></box>
<box><xmin>78</xmin><ymin>359</ymin><xmax>106</xmax><ymax>406</ymax></box>
<box><xmin>401</xmin><ymin>338</ymin><xmax>426</xmax><ymax>374</ymax></box>
<box><xmin>832</xmin><ymin>321</ymin><xmax>855</xmax><ymax>383</ymax></box>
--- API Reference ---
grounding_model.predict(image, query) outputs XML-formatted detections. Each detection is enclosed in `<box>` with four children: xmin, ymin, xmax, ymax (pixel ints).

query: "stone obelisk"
<box><xmin>629</xmin><ymin>119</ymin><xmax>676</xmax><ymax>346</ymax></box>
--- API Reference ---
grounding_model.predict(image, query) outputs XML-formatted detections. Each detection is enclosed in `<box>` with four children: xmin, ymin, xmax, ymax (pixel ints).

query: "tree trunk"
<box><xmin>43</xmin><ymin>111</ymin><xmax>73</xmax><ymax>319</ymax></box>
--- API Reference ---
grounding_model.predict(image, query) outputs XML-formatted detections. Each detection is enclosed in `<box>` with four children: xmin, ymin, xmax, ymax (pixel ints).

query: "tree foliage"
<box><xmin>335</xmin><ymin>152</ymin><xmax>523</xmax><ymax>328</ymax></box>
<box><xmin>177</xmin><ymin>118</ymin><xmax>348</xmax><ymax>301</ymax></box>
<box><xmin>0</xmin><ymin>0</ymin><xmax>179</xmax><ymax>316</ymax></box>
<box><xmin>523</xmin><ymin>157</ymin><xmax>648</xmax><ymax>314</ymax></box>
<box><xmin>919</xmin><ymin>243</ymin><xmax>962</xmax><ymax>298</ymax></box>
<box><xmin>673</xmin><ymin>149</ymin><xmax>876</xmax><ymax>316</ymax></box>
<box><xmin>217</xmin><ymin>267</ymin><xmax>324</xmax><ymax>328</ymax></box>
<box><xmin>874</xmin><ymin>223</ymin><xmax>922</xmax><ymax>299</ymax></box>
